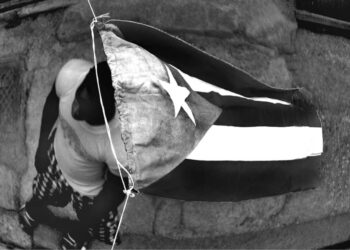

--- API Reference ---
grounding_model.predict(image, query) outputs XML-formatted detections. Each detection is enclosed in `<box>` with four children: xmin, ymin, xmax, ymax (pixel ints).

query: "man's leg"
<box><xmin>20</xmin><ymin>133</ymin><xmax>72</xmax><ymax>234</ymax></box>
<box><xmin>68</xmin><ymin>172</ymin><xmax>127</xmax><ymax>247</ymax></box>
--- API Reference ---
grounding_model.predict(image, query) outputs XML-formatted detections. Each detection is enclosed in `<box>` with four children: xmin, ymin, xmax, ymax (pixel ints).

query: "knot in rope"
<box><xmin>123</xmin><ymin>189</ymin><xmax>136</xmax><ymax>198</ymax></box>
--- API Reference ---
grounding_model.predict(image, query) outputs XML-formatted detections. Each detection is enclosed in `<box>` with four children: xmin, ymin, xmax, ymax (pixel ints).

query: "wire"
<box><xmin>86</xmin><ymin>0</ymin><xmax>96</xmax><ymax>19</ymax></box>
<box><xmin>86</xmin><ymin>1</ymin><xmax>136</xmax><ymax>249</ymax></box>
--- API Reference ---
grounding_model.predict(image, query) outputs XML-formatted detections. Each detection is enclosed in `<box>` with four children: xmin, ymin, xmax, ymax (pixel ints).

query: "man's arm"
<box><xmin>34</xmin><ymin>82</ymin><xmax>59</xmax><ymax>172</ymax></box>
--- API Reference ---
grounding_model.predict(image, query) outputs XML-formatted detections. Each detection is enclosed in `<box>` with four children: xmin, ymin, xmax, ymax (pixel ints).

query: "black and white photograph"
<box><xmin>0</xmin><ymin>0</ymin><xmax>348</xmax><ymax>249</ymax></box>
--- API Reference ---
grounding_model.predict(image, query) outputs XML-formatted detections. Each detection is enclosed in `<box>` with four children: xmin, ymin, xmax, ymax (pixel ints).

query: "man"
<box><xmin>20</xmin><ymin>59</ymin><xmax>127</xmax><ymax>249</ymax></box>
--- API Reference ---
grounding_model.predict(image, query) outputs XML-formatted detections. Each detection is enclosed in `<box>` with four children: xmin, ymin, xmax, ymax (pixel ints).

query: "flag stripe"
<box><xmin>187</xmin><ymin>125</ymin><xmax>323</xmax><ymax>161</ymax></box>
<box><xmin>169</xmin><ymin>65</ymin><xmax>320</xmax><ymax>127</ymax></box>
<box><xmin>198</xmin><ymin>91</ymin><xmax>320</xmax><ymax>127</ymax></box>
<box><xmin>178</xmin><ymin>68</ymin><xmax>291</xmax><ymax>105</ymax></box>
<box><xmin>142</xmin><ymin>156</ymin><xmax>320</xmax><ymax>201</ymax></box>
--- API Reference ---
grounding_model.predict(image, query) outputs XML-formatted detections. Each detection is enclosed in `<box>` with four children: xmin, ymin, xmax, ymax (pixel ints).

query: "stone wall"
<box><xmin>0</xmin><ymin>0</ymin><xmax>350</xmax><ymax>249</ymax></box>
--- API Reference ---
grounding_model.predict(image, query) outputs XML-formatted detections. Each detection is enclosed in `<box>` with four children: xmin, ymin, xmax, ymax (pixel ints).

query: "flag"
<box><xmin>99</xmin><ymin>20</ymin><xmax>323</xmax><ymax>201</ymax></box>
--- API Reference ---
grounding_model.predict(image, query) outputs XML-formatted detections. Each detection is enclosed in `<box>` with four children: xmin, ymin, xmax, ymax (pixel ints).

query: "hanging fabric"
<box><xmin>94</xmin><ymin>19</ymin><xmax>323</xmax><ymax>202</ymax></box>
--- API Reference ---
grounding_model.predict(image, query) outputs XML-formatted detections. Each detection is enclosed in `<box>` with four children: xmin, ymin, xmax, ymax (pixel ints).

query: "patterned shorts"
<box><xmin>31</xmin><ymin>129</ymin><xmax>120</xmax><ymax>245</ymax></box>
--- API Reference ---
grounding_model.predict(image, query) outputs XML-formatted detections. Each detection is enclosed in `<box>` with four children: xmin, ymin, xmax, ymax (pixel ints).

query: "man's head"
<box><xmin>72</xmin><ymin>61</ymin><xmax>116</xmax><ymax>126</ymax></box>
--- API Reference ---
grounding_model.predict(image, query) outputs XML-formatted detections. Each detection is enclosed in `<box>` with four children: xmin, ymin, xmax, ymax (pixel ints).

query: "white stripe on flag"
<box><xmin>187</xmin><ymin>126</ymin><xmax>323</xmax><ymax>161</ymax></box>
<box><xmin>178</xmin><ymin>70</ymin><xmax>291</xmax><ymax>106</ymax></box>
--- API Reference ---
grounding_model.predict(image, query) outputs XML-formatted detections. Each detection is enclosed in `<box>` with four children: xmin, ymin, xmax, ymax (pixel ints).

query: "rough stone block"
<box><xmin>33</xmin><ymin>224</ymin><xmax>61</xmax><ymax>250</ymax></box>
<box><xmin>87</xmin><ymin>212</ymin><xmax>350</xmax><ymax>249</ymax></box>
<box><xmin>0</xmin><ymin>58</ymin><xmax>27</xmax><ymax>174</ymax></box>
<box><xmin>182</xmin><ymin>195</ymin><xmax>286</xmax><ymax>237</ymax></box>
<box><xmin>273</xmin><ymin>188</ymin><xmax>334</xmax><ymax>225</ymax></box>
<box><xmin>241</xmin><ymin>0</ymin><xmax>297</xmax><ymax>52</ymax></box>
<box><xmin>0</xmin><ymin>29</ymin><xmax>28</xmax><ymax>58</ymax></box>
<box><xmin>153</xmin><ymin>198</ymin><xmax>183</xmax><ymax>238</ymax></box>
<box><xmin>261</xmin><ymin>57</ymin><xmax>293</xmax><ymax>88</ymax></box>
<box><xmin>19</xmin><ymin>166</ymin><xmax>35</xmax><ymax>205</ymax></box>
<box><xmin>0</xmin><ymin>242</ymin><xmax>10</xmax><ymax>249</ymax></box>
<box><xmin>286</xmin><ymin>30</ymin><xmax>350</xmax><ymax>112</ymax></box>
<box><xmin>284</xmin><ymin>30</ymin><xmax>350</xmax><ymax>216</ymax></box>
<box><xmin>56</xmin><ymin>4</ymin><xmax>90</xmax><ymax>43</ymax></box>
<box><xmin>27</xmin><ymin>48</ymin><xmax>51</xmax><ymax>71</ymax></box>
<box><xmin>58</xmin><ymin>0</ymin><xmax>296</xmax><ymax>51</ymax></box>
<box><xmin>121</xmin><ymin>194</ymin><xmax>156</xmax><ymax>235</ymax></box>
<box><xmin>0</xmin><ymin>209</ymin><xmax>31</xmax><ymax>249</ymax></box>
<box><xmin>0</xmin><ymin>166</ymin><xmax>19</xmax><ymax>210</ymax></box>
<box><xmin>180</xmin><ymin>34</ymin><xmax>292</xmax><ymax>88</ymax></box>
<box><xmin>317</xmin><ymin>113</ymin><xmax>350</xmax><ymax>212</ymax></box>
<box><xmin>235</xmin><ymin>213</ymin><xmax>350</xmax><ymax>249</ymax></box>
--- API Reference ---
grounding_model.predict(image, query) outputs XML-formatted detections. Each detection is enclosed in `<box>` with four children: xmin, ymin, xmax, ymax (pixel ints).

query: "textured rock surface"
<box><xmin>285</xmin><ymin>30</ymin><xmax>350</xmax><ymax>215</ymax></box>
<box><xmin>92</xmin><ymin>212</ymin><xmax>350</xmax><ymax>249</ymax></box>
<box><xmin>181</xmin><ymin>196</ymin><xmax>287</xmax><ymax>237</ymax></box>
<box><xmin>121</xmin><ymin>194</ymin><xmax>156</xmax><ymax>235</ymax></box>
<box><xmin>58</xmin><ymin>0</ymin><xmax>296</xmax><ymax>52</ymax></box>
<box><xmin>180</xmin><ymin>34</ymin><xmax>293</xmax><ymax>88</ymax></box>
<box><xmin>0</xmin><ymin>56</ymin><xmax>27</xmax><ymax>175</ymax></box>
<box><xmin>0</xmin><ymin>243</ymin><xmax>9</xmax><ymax>249</ymax></box>
<box><xmin>0</xmin><ymin>209</ymin><xmax>31</xmax><ymax>249</ymax></box>
<box><xmin>0</xmin><ymin>166</ymin><xmax>19</xmax><ymax>210</ymax></box>
<box><xmin>33</xmin><ymin>225</ymin><xmax>61</xmax><ymax>250</ymax></box>
<box><xmin>153</xmin><ymin>198</ymin><xmax>184</xmax><ymax>238</ymax></box>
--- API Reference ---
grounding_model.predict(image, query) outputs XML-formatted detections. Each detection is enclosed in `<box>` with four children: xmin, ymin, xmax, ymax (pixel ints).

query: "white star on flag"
<box><xmin>156</xmin><ymin>66</ymin><xmax>196</xmax><ymax>125</ymax></box>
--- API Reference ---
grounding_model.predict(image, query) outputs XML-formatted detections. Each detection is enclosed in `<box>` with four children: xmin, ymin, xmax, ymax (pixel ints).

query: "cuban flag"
<box><xmin>99</xmin><ymin>20</ymin><xmax>323</xmax><ymax>201</ymax></box>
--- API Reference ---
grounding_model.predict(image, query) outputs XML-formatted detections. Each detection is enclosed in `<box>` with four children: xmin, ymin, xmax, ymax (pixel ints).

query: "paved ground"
<box><xmin>10</xmin><ymin>212</ymin><xmax>349</xmax><ymax>249</ymax></box>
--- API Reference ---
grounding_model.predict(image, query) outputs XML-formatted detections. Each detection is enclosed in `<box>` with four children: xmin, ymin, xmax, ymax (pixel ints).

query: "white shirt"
<box><xmin>53</xmin><ymin>59</ymin><xmax>127</xmax><ymax>196</ymax></box>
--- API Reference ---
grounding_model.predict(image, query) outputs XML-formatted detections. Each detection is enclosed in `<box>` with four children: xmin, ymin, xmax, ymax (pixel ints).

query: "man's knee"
<box><xmin>76</xmin><ymin>176</ymin><xmax>126</xmax><ymax>223</ymax></box>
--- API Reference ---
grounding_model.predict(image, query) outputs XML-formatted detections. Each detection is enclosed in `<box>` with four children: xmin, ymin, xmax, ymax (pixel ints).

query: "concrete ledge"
<box><xmin>29</xmin><ymin>212</ymin><xmax>350</xmax><ymax>249</ymax></box>
<box><xmin>110</xmin><ymin>212</ymin><xmax>350</xmax><ymax>249</ymax></box>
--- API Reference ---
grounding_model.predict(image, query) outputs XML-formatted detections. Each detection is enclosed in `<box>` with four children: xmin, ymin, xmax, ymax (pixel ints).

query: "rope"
<box><xmin>86</xmin><ymin>0</ymin><xmax>96</xmax><ymax>19</ymax></box>
<box><xmin>86</xmin><ymin>1</ymin><xmax>135</xmax><ymax>249</ymax></box>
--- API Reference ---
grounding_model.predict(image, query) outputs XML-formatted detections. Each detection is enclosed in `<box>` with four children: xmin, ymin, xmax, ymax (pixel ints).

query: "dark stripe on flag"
<box><xmin>167</xmin><ymin>64</ymin><xmax>320</xmax><ymax>128</ymax></box>
<box><xmin>198</xmin><ymin>92</ymin><xmax>321</xmax><ymax>127</ymax></box>
<box><xmin>141</xmin><ymin>156</ymin><xmax>321</xmax><ymax>201</ymax></box>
